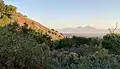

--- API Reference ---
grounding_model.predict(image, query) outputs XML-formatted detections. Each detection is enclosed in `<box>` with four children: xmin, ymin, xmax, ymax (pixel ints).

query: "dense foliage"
<box><xmin>1</xmin><ymin>0</ymin><xmax>120</xmax><ymax>69</ymax></box>
<box><xmin>1</xmin><ymin>22</ymin><xmax>120</xmax><ymax>69</ymax></box>
<box><xmin>102</xmin><ymin>33</ymin><xmax>120</xmax><ymax>54</ymax></box>
<box><xmin>0</xmin><ymin>22</ymin><xmax>54</xmax><ymax>69</ymax></box>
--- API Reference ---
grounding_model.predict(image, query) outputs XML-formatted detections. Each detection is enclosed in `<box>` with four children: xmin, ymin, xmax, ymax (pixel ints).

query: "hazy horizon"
<box><xmin>4</xmin><ymin>0</ymin><xmax>120</xmax><ymax>29</ymax></box>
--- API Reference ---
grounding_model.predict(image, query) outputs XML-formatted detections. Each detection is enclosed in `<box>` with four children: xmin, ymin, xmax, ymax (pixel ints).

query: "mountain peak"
<box><xmin>77</xmin><ymin>26</ymin><xmax>96</xmax><ymax>29</ymax></box>
<box><xmin>77</xmin><ymin>26</ymin><xmax>82</xmax><ymax>28</ymax></box>
<box><xmin>84</xmin><ymin>26</ymin><xmax>96</xmax><ymax>29</ymax></box>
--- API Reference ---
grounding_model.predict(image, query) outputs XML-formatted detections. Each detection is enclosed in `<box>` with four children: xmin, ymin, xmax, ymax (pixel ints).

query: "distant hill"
<box><xmin>58</xmin><ymin>26</ymin><xmax>120</xmax><ymax>37</ymax></box>
<box><xmin>0</xmin><ymin>0</ymin><xmax>64</xmax><ymax>40</ymax></box>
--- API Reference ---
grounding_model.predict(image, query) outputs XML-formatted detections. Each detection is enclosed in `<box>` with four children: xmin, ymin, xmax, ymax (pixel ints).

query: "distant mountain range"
<box><xmin>57</xmin><ymin>26</ymin><xmax>120</xmax><ymax>37</ymax></box>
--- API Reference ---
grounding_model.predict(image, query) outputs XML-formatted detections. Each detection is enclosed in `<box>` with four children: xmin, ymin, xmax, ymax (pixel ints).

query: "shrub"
<box><xmin>102</xmin><ymin>33</ymin><xmax>120</xmax><ymax>54</ymax></box>
<box><xmin>0</xmin><ymin>22</ymin><xmax>57</xmax><ymax>69</ymax></box>
<box><xmin>48</xmin><ymin>30</ymin><xmax>51</xmax><ymax>33</ymax></box>
<box><xmin>51</xmin><ymin>29</ymin><xmax>55</xmax><ymax>31</ymax></box>
<box><xmin>52</xmin><ymin>32</ymin><xmax>54</xmax><ymax>34</ymax></box>
<box><xmin>53</xmin><ymin>48</ymin><xmax>120</xmax><ymax>69</ymax></box>
<box><xmin>54</xmin><ymin>33</ymin><xmax>57</xmax><ymax>35</ymax></box>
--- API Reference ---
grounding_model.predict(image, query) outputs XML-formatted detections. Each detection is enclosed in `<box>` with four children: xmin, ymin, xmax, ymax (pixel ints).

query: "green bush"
<box><xmin>53</xmin><ymin>48</ymin><xmax>120</xmax><ymax>69</ymax></box>
<box><xmin>51</xmin><ymin>29</ymin><xmax>55</xmax><ymax>31</ymax></box>
<box><xmin>0</xmin><ymin>22</ymin><xmax>56</xmax><ymax>69</ymax></box>
<box><xmin>102</xmin><ymin>33</ymin><xmax>120</xmax><ymax>54</ymax></box>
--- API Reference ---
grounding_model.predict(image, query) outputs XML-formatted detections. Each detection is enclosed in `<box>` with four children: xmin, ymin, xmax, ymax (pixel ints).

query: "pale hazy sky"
<box><xmin>4</xmin><ymin>0</ymin><xmax>120</xmax><ymax>29</ymax></box>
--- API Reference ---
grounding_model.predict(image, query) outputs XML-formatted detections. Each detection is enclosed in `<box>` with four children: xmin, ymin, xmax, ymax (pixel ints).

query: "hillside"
<box><xmin>16</xmin><ymin>13</ymin><xmax>65</xmax><ymax>40</ymax></box>
<box><xmin>0</xmin><ymin>0</ymin><xmax>64</xmax><ymax>40</ymax></box>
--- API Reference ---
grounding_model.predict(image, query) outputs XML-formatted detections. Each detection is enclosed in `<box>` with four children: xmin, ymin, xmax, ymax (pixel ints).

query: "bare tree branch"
<box><xmin>108</xmin><ymin>21</ymin><xmax>118</xmax><ymax>33</ymax></box>
<box><xmin>112</xmin><ymin>22</ymin><xmax>118</xmax><ymax>33</ymax></box>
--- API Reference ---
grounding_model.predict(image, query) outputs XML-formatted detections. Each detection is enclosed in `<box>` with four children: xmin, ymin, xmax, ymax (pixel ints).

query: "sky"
<box><xmin>4</xmin><ymin>0</ymin><xmax>120</xmax><ymax>29</ymax></box>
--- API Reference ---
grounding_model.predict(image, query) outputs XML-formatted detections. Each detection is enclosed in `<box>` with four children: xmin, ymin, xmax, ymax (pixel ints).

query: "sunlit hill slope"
<box><xmin>0</xmin><ymin>0</ymin><xmax>65</xmax><ymax>40</ymax></box>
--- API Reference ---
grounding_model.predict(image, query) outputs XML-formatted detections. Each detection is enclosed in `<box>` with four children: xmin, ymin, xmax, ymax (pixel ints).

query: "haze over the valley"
<box><xmin>58</xmin><ymin>26</ymin><xmax>120</xmax><ymax>37</ymax></box>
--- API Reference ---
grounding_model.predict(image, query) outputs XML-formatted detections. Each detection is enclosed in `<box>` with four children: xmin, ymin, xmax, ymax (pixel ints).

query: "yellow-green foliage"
<box><xmin>0</xmin><ymin>0</ymin><xmax>17</xmax><ymax>27</ymax></box>
<box><xmin>37</xmin><ymin>29</ymin><xmax>45</xmax><ymax>33</ymax></box>
<box><xmin>5</xmin><ymin>5</ymin><xmax>16</xmax><ymax>14</ymax></box>
<box><xmin>0</xmin><ymin>15</ymin><xmax>11</xmax><ymax>26</ymax></box>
